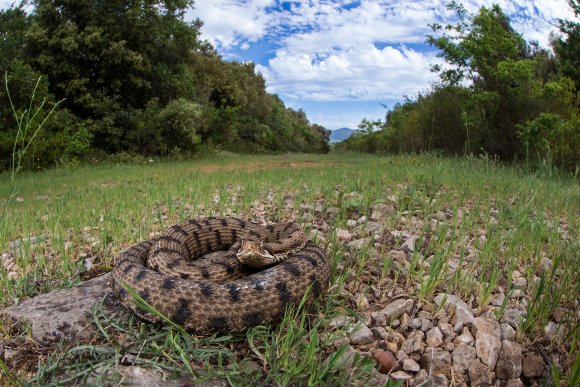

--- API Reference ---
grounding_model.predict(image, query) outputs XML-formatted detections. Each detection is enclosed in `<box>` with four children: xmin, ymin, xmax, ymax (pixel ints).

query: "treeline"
<box><xmin>339</xmin><ymin>2</ymin><xmax>579</xmax><ymax>172</ymax></box>
<box><xmin>0</xmin><ymin>1</ymin><xmax>329</xmax><ymax>171</ymax></box>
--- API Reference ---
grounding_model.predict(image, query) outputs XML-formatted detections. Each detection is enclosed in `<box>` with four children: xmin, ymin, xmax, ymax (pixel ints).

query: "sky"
<box><xmin>187</xmin><ymin>0</ymin><xmax>576</xmax><ymax>130</ymax></box>
<box><xmin>1</xmin><ymin>0</ymin><xmax>576</xmax><ymax>130</ymax></box>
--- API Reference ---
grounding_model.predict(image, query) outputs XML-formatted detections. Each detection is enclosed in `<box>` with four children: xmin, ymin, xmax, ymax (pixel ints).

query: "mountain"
<box><xmin>330</xmin><ymin>127</ymin><xmax>356</xmax><ymax>143</ymax></box>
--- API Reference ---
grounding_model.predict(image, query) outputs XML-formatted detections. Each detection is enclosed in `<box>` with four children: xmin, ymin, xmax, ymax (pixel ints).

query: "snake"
<box><xmin>110</xmin><ymin>216</ymin><xmax>331</xmax><ymax>334</ymax></box>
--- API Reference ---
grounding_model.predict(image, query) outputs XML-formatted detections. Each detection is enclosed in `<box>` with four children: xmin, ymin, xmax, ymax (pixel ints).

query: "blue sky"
<box><xmin>1</xmin><ymin>0</ymin><xmax>576</xmax><ymax>130</ymax></box>
<box><xmin>188</xmin><ymin>0</ymin><xmax>577</xmax><ymax>130</ymax></box>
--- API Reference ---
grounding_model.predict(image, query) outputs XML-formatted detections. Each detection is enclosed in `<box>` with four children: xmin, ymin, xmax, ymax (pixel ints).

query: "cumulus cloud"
<box><xmin>191</xmin><ymin>0</ymin><xmax>576</xmax><ymax>102</ymax></box>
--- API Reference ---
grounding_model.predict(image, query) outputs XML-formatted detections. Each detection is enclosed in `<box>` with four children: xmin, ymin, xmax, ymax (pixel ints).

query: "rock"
<box><xmin>370</xmin><ymin>204</ymin><xmax>394</xmax><ymax>221</ymax></box>
<box><xmin>401</xmin><ymin>331</ymin><xmax>424</xmax><ymax>354</ymax></box>
<box><xmin>495</xmin><ymin>340</ymin><xmax>523</xmax><ymax>380</ymax></box>
<box><xmin>522</xmin><ymin>354</ymin><xmax>544</xmax><ymax>378</ymax></box>
<box><xmin>473</xmin><ymin>317</ymin><xmax>502</xmax><ymax>368</ymax></box>
<box><xmin>85</xmin><ymin>366</ymin><xmax>193</xmax><ymax>386</ymax></box>
<box><xmin>453</xmin><ymin>343</ymin><xmax>476</xmax><ymax>370</ymax></box>
<box><xmin>500</xmin><ymin>323</ymin><xmax>516</xmax><ymax>341</ymax></box>
<box><xmin>336</xmin><ymin>229</ymin><xmax>352</xmax><ymax>243</ymax></box>
<box><xmin>439</xmin><ymin>322</ymin><xmax>454</xmax><ymax>337</ymax></box>
<box><xmin>420</xmin><ymin>349</ymin><xmax>452</xmax><ymax>377</ymax></box>
<box><xmin>370</xmin><ymin>312</ymin><xmax>385</xmax><ymax>327</ymax></box>
<box><xmin>349</xmin><ymin>323</ymin><xmax>375</xmax><ymax>345</ymax></box>
<box><xmin>426</xmin><ymin>327</ymin><xmax>443</xmax><ymax>347</ymax></box>
<box><xmin>454</xmin><ymin>328</ymin><xmax>475</xmax><ymax>346</ymax></box>
<box><xmin>373</xmin><ymin>350</ymin><xmax>399</xmax><ymax>373</ymax></box>
<box><xmin>326</xmin><ymin>207</ymin><xmax>340</xmax><ymax>218</ymax></box>
<box><xmin>357</xmin><ymin>215</ymin><xmax>367</xmax><ymax>224</ymax></box>
<box><xmin>409</xmin><ymin>318</ymin><xmax>422</xmax><ymax>329</ymax></box>
<box><xmin>403</xmin><ymin>358</ymin><xmax>420</xmax><ymax>372</ymax></box>
<box><xmin>501</xmin><ymin>309</ymin><xmax>526</xmax><ymax>329</ymax></box>
<box><xmin>490</xmin><ymin>293</ymin><xmax>505</xmax><ymax>306</ymax></box>
<box><xmin>329</xmin><ymin>315</ymin><xmax>353</xmax><ymax>329</ymax></box>
<box><xmin>333</xmin><ymin>346</ymin><xmax>359</xmax><ymax>368</ymax></box>
<box><xmin>354</xmin><ymin>293</ymin><xmax>370</xmax><ymax>311</ymax></box>
<box><xmin>387</xmin><ymin>250</ymin><xmax>407</xmax><ymax>263</ymax></box>
<box><xmin>390</xmin><ymin>371</ymin><xmax>412</xmax><ymax>381</ymax></box>
<box><xmin>8</xmin><ymin>236</ymin><xmax>40</xmax><ymax>251</ymax></box>
<box><xmin>379</xmin><ymin>298</ymin><xmax>414</xmax><ymax>321</ymax></box>
<box><xmin>370</xmin><ymin>326</ymin><xmax>388</xmax><ymax>340</ymax></box>
<box><xmin>506</xmin><ymin>378</ymin><xmax>524</xmax><ymax>387</ymax></box>
<box><xmin>0</xmin><ymin>274</ymin><xmax>113</xmax><ymax>344</ymax></box>
<box><xmin>432</xmin><ymin>374</ymin><xmax>450</xmax><ymax>386</ymax></box>
<box><xmin>346</xmin><ymin>220</ymin><xmax>357</xmax><ymax>227</ymax></box>
<box><xmin>434</xmin><ymin>293</ymin><xmax>474</xmax><ymax>326</ymax></box>
<box><xmin>543</xmin><ymin>321</ymin><xmax>560</xmax><ymax>339</ymax></box>
<box><xmin>468</xmin><ymin>359</ymin><xmax>493</xmax><ymax>386</ymax></box>
<box><xmin>421</xmin><ymin>318</ymin><xmax>434</xmax><ymax>332</ymax></box>
<box><xmin>347</xmin><ymin>238</ymin><xmax>371</xmax><ymax>250</ymax></box>
<box><xmin>400</xmin><ymin>235</ymin><xmax>419</xmax><ymax>252</ymax></box>
<box><xmin>413</xmin><ymin>369</ymin><xmax>430</xmax><ymax>386</ymax></box>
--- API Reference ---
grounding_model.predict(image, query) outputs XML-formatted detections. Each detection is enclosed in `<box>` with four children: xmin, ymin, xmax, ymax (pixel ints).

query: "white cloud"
<box><xmin>191</xmin><ymin>0</ymin><xmax>577</xmax><ymax>103</ymax></box>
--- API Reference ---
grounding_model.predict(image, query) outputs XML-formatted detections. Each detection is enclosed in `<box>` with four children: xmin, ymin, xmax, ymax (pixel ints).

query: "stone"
<box><xmin>522</xmin><ymin>354</ymin><xmax>544</xmax><ymax>378</ymax></box>
<box><xmin>490</xmin><ymin>293</ymin><xmax>505</xmax><ymax>306</ymax></box>
<box><xmin>495</xmin><ymin>340</ymin><xmax>523</xmax><ymax>380</ymax></box>
<box><xmin>373</xmin><ymin>350</ymin><xmax>399</xmax><ymax>373</ymax></box>
<box><xmin>543</xmin><ymin>321</ymin><xmax>560</xmax><ymax>339</ymax></box>
<box><xmin>390</xmin><ymin>371</ymin><xmax>412</xmax><ymax>381</ymax></box>
<box><xmin>506</xmin><ymin>378</ymin><xmax>524</xmax><ymax>387</ymax></box>
<box><xmin>426</xmin><ymin>327</ymin><xmax>443</xmax><ymax>347</ymax></box>
<box><xmin>468</xmin><ymin>359</ymin><xmax>492</xmax><ymax>386</ymax></box>
<box><xmin>501</xmin><ymin>309</ymin><xmax>526</xmax><ymax>329</ymax></box>
<box><xmin>349</xmin><ymin>323</ymin><xmax>375</xmax><ymax>345</ymax></box>
<box><xmin>434</xmin><ymin>293</ymin><xmax>474</xmax><ymax>326</ymax></box>
<box><xmin>400</xmin><ymin>235</ymin><xmax>419</xmax><ymax>252</ymax></box>
<box><xmin>346</xmin><ymin>219</ymin><xmax>357</xmax><ymax>227</ymax></box>
<box><xmin>0</xmin><ymin>274</ymin><xmax>113</xmax><ymax>344</ymax></box>
<box><xmin>403</xmin><ymin>358</ymin><xmax>420</xmax><ymax>372</ymax></box>
<box><xmin>326</xmin><ymin>207</ymin><xmax>340</xmax><ymax>218</ymax></box>
<box><xmin>329</xmin><ymin>315</ymin><xmax>353</xmax><ymax>329</ymax></box>
<box><xmin>453</xmin><ymin>343</ymin><xmax>476</xmax><ymax>370</ymax></box>
<box><xmin>336</xmin><ymin>229</ymin><xmax>352</xmax><ymax>243</ymax></box>
<box><xmin>370</xmin><ymin>326</ymin><xmax>388</xmax><ymax>340</ymax></box>
<box><xmin>370</xmin><ymin>312</ymin><xmax>385</xmax><ymax>327</ymax></box>
<box><xmin>333</xmin><ymin>346</ymin><xmax>359</xmax><ymax>368</ymax></box>
<box><xmin>454</xmin><ymin>328</ymin><xmax>474</xmax><ymax>346</ymax></box>
<box><xmin>357</xmin><ymin>215</ymin><xmax>367</xmax><ymax>224</ymax></box>
<box><xmin>86</xmin><ymin>366</ymin><xmax>193</xmax><ymax>386</ymax></box>
<box><xmin>500</xmin><ymin>323</ymin><xmax>516</xmax><ymax>341</ymax></box>
<box><xmin>401</xmin><ymin>331</ymin><xmax>424</xmax><ymax>354</ymax></box>
<box><xmin>379</xmin><ymin>298</ymin><xmax>414</xmax><ymax>321</ymax></box>
<box><xmin>439</xmin><ymin>322</ymin><xmax>454</xmax><ymax>337</ymax></box>
<box><xmin>409</xmin><ymin>318</ymin><xmax>422</xmax><ymax>329</ymax></box>
<box><xmin>420</xmin><ymin>349</ymin><xmax>452</xmax><ymax>377</ymax></box>
<box><xmin>420</xmin><ymin>318</ymin><xmax>434</xmax><ymax>332</ymax></box>
<box><xmin>473</xmin><ymin>317</ymin><xmax>502</xmax><ymax>368</ymax></box>
<box><xmin>347</xmin><ymin>238</ymin><xmax>371</xmax><ymax>250</ymax></box>
<box><xmin>387</xmin><ymin>250</ymin><xmax>407</xmax><ymax>263</ymax></box>
<box><xmin>433</xmin><ymin>374</ymin><xmax>449</xmax><ymax>386</ymax></box>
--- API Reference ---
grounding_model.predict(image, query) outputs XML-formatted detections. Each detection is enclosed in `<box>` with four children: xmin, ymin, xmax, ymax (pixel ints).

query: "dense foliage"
<box><xmin>0</xmin><ymin>1</ymin><xmax>329</xmax><ymax>170</ymax></box>
<box><xmin>339</xmin><ymin>2</ymin><xmax>579</xmax><ymax>172</ymax></box>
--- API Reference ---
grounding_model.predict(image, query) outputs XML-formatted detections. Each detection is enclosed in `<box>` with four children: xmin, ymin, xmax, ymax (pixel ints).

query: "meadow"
<box><xmin>0</xmin><ymin>153</ymin><xmax>578</xmax><ymax>385</ymax></box>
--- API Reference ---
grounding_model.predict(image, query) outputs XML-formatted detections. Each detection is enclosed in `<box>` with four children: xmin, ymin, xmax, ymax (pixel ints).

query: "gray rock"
<box><xmin>421</xmin><ymin>317</ymin><xmax>434</xmax><ymax>332</ymax></box>
<box><xmin>454</xmin><ymin>328</ymin><xmax>475</xmax><ymax>346</ymax></box>
<box><xmin>379</xmin><ymin>298</ymin><xmax>414</xmax><ymax>321</ymax></box>
<box><xmin>409</xmin><ymin>318</ymin><xmax>422</xmax><ymax>329</ymax></box>
<box><xmin>329</xmin><ymin>315</ymin><xmax>353</xmax><ymax>329</ymax></box>
<box><xmin>453</xmin><ymin>343</ymin><xmax>476</xmax><ymax>370</ymax></box>
<box><xmin>390</xmin><ymin>371</ymin><xmax>412</xmax><ymax>381</ymax></box>
<box><xmin>473</xmin><ymin>317</ymin><xmax>502</xmax><ymax>369</ymax></box>
<box><xmin>403</xmin><ymin>358</ymin><xmax>420</xmax><ymax>372</ymax></box>
<box><xmin>495</xmin><ymin>340</ymin><xmax>523</xmax><ymax>380</ymax></box>
<box><xmin>468</xmin><ymin>360</ymin><xmax>492</xmax><ymax>386</ymax></box>
<box><xmin>400</xmin><ymin>235</ymin><xmax>419</xmax><ymax>252</ymax></box>
<box><xmin>326</xmin><ymin>207</ymin><xmax>340</xmax><ymax>218</ymax></box>
<box><xmin>501</xmin><ymin>309</ymin><xmax>526</xmax><ymax>329</ymax></box>
<box><xmin>333</xmin><ymin>346</ymin><xmax>359</xmax><ymax>368</ymax></box>
<box><xmin>420</xmin><ymin>349</ymin><xmax>452</xmax><ymax>377</ymax></box>
<box><xmin>401</xmin><ymin>331</ymin><xmax>425</xmax><ymax>354</ymax></box>
<box><xmin>1</xmin><ymin>274</ymin><xmax>113</xmax><ymax>344</ymax></box>
<box><xmin>500</xmin><ymin>323</ymin><xmax>516</xmax><ymax>341</ymax></box>
<box><xmin>347</xmin><ymin>238</ymin><xmax>371</xmax><ymax>250</ymax></box>
<box><xmin>426</xmin><ymin>327</ymin><xmax>443</xmax><ymax>347</ymax></box>
<box><xmin>434</xmin><ymin>293</ymin><xmax>474</xmax><ymax>326</ymax></box>
<box><xmin>370</xmin><ymin>326</ymin><xmax>388</xmax><ymax>340</ymax></box>
<box><xmin>522</xmin><ymin>354</ymin><xmax>544</xmax><ymax>378</ymax></box>
<box><xmin>490</xmin><ymin>293</ymin><xmax>505</xmax><ymax>306</ymax></box>
<box><xmin>86</xmin><ymin>366</ymin><xmax>193</xmax><ymax>386</ymax></box>
<box><xmin>336</xmin><ymin>229</ymin><xmax>352</xmax><ymax>243</ymax></box>
<box><xmin>543</xmin><ymin>321</ymin><xmax>560</xmax><ymax>339</ymax></box>
<box><xmin>349</xmin><ymin>323</ymin><xmax>375</xmax><ymax>345</ymax></box>
<box><xmin>506</xmin><ymin>378</ymin><xmax>524</xmax><ymax>387</ymax></box>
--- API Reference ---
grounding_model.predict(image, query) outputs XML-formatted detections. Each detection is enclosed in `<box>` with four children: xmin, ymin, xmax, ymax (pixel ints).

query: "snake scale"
<box><xmin>111</xmin><ymin>216</ymin><xmax>330</xmax><ymax>334</ymax></box>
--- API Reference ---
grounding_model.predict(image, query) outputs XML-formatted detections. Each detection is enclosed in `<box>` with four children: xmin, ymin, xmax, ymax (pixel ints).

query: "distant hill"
<box><xmin>330</xmin><ymin>127</ymin><xmax>356</xmax><ymax>143</ymax></box>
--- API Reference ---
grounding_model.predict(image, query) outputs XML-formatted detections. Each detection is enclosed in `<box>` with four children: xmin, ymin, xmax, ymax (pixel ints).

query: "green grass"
<box><xmin>0</xmin><ymin>152</ymin><xmax>578</xmax><ymax>385</ymax></box>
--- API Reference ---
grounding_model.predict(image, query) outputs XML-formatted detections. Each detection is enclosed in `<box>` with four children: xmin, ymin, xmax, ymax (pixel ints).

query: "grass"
<box><xmin>0</xmin><ymin>152</ymin><xmax>578</xmax><ymax>385</ymax></box>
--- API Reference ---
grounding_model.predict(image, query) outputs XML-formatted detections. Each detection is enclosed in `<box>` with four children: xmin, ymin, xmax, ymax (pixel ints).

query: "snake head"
<box><xmin>236</xmin><ymin>240</ymin><xmax>275</xmax><ymax>268</ymax></box>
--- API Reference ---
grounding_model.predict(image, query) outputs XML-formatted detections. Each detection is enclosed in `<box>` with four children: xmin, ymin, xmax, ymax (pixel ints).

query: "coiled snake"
<box><xmin>111</xmin><ymin>217</ymin><xmax>330</xmax><ymax>334</ymax></box>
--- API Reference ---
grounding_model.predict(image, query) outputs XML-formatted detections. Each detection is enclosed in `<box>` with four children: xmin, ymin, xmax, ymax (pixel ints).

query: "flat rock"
<box><xmin>500</xmin><ymin>309</ymin><xmax>526</xmax><ymax>329</ymax></box>
<box><xmin>1</xmin><ymin>274</ymin><xmax>114</xmax><ymax>344</ymax></box>
<box><xmin>420</xmin><ymin>349</ymin><xmax>451</xmax><ymax>377</ymax></box>
<box><xmin>495</xmin><ymin>340</ymin><xmax>523</xmax><ymax>380</ymax></box>
<box><xmin>468</xmin><ymin>359</ymin><xmax>493</xmax><ymax>386</ymax></box>
<box><xmin>349</xmin><ymin>323</ymin><xmax>375</xmax><ymax>345</ymax></box>
<box><xmin>379</xmin><ymin>298</ymin><xmax>414</xmax><ymax>321</ymax></box>
<box><xmin>473</xmin><ymin>317</ymin><xmax>502</xmax><ymax>370</ymax></box>
<box><xmin>434</xmin><ymin>293</ymin><xmax>474</xmax><ymax>326</ymax></box>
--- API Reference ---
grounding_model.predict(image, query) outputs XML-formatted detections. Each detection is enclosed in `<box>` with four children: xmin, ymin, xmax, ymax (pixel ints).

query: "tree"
<box><xmin>555</xmin><ymin>0</ymin><xmax>580</xmax><ymax>91</ymax></box>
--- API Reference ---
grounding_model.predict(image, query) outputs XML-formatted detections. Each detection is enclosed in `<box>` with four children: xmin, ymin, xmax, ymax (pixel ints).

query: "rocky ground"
<box><xmin>0</xmin><ymin>186</ymin><xmax>577</xmax><ymax>386</ymax></box>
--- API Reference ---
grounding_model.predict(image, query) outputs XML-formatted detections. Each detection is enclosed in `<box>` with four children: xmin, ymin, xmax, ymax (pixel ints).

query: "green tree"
<box><xmin>555</xmin><ymin>0</ymin><xmax>580</xmax><ymax>91</ymax></box>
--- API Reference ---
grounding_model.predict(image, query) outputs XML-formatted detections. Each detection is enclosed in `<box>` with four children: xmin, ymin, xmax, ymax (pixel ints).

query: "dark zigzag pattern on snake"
<box><xmin>111</xmin><ymin>216</ymin><xmax>331</xmax><ymax>334</ymax></box>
